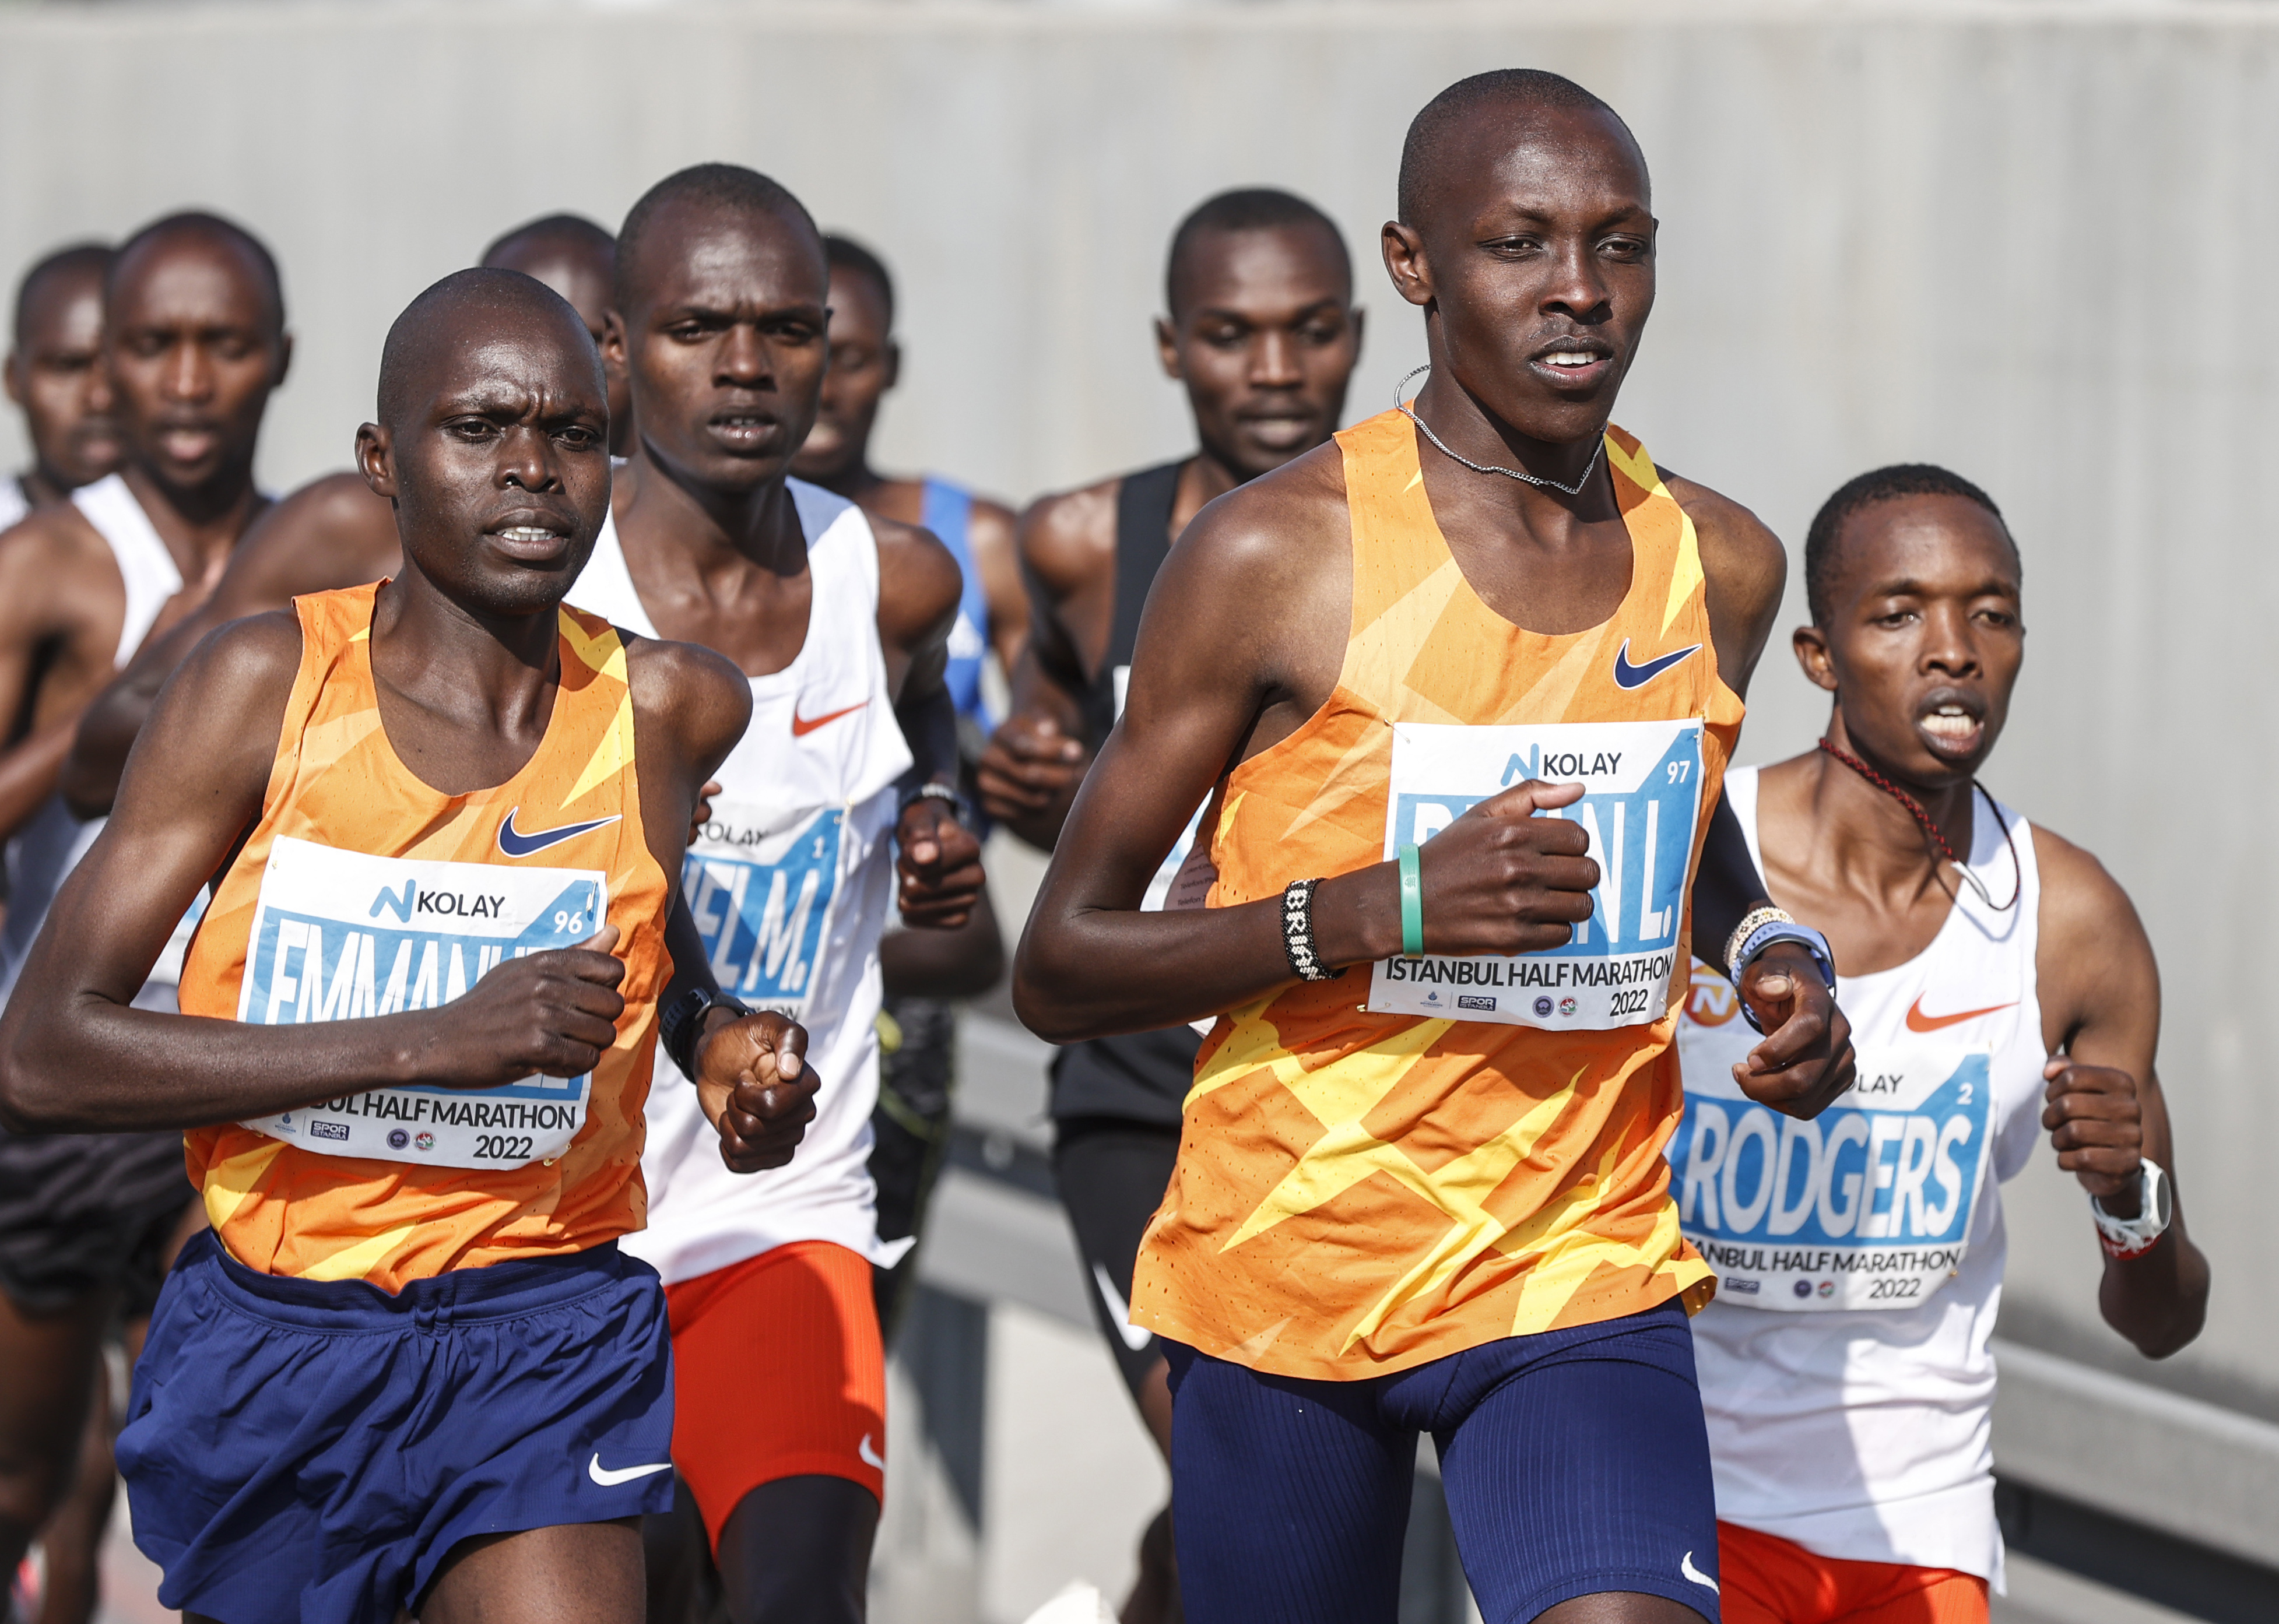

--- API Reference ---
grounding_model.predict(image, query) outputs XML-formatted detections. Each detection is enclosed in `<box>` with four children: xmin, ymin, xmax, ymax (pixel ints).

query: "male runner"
<box><xmin>0</xmin><ymin>266</ymin><xmax>819</xmax><ymax>1624</ymax></box>
<box><xmin>62</xmin><ymin>209</ymin><xmax>623</xmax><ymax>818</ymax></box>
<box><xmin>789</xmin><ymin>231</ymin><xmax>1025</xmax><ymax>1337</ymax></box>
<box><xmin>1016</xmin><ymin>71</ymin><xmax>1853</xmax><ymax>1623</ymax></box>
<box><xmin>0</xmin><ymin>212</ymin><xmax>290</xmax><ymax>1604</ymax></box>
<box><xmin>577</xmin><ymin>164</ymin><xmax>983</xmax><ymax>1624</ymax></box>
<box><xmin>1</xmin><ymin>244</ymin><xmax>120</xmax><ymax>533</ymax></box>
<box><xmin>977</xmin><ymin>185</ymin><xmax>1363</xmax><ymax>1623</ymax></box>
<box><xmin>1674</xmin><ymin>465</ymin><xmax>2209</xmax><ymax>1624</ymax></box>
<box><xmin>483</xmin><ymin>214</ymin><xmax>632</xmax><ymax>455</ymax></box>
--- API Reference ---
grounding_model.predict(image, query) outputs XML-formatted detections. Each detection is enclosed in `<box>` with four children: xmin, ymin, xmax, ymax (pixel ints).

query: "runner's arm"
<box><xmin>1676</xmin><ymin>471</ymin><xmax>1855</xmax><ymax>1116</ymax></box>
<box><xmin>62</xmin><ymin>470</ymin><xmax>401</xmax><ymax>817</ymax></box>
<box><xmin>0</xmin><ymin>513</ymin><xmax>107</xmax><ymax>839</ymax></box>
<box><xmin>1018</xmin><ymin>472</ymin><xmax>1603</xmax><ymax>1041</ymax></box>
<box><xmin>975</xmin><ymin>489</ymin><xmax>1104</xmax><ymax>850</ymax></box>
<box><xmin>2034</xmin><ymin>829</ymin><xmax>2208</xmax><ymax>1358</ymax></box>
<box><xmin>0</xmin><ymin>613</ymin><xmax>627</xmax><ymax>1131</ymax></box>
<box><xmin>876</xmin><ymin>516</ymin><xmax>984</xmax><ymax>930</ymax></box>
<box><xmin>628</xmin><ymin>634</ymin><xmax>817</xmax><ymax>1174</ymax></box>
<box><xmin>967</xmin><ymin>494</ymin><xmax>1031</xmax><ymax>679</ymax></box>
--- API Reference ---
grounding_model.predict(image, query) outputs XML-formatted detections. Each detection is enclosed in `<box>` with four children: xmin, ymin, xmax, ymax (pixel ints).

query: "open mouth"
<box><xmin>1528</xmin><ymin>338</ymin><xmax>1616</xmax><ymax>387</ymax></box>
<box><xmin>710</xmin><ymin>410</ymin><xmax>778</xmax><ymax>451</ymax></box>
<box><xmin>487</xmin><ymin>520</ymin><xmax>572</xmax><ymax>561</ymax></box>
<box><xmin>154</xmin><ymin>423</ymin><xmax>221</xmax><ymax>464</ymax></box>
<box><xmin>1918</xmin><ymin>701</ymin><xmax>1986</xmax><ymax>760</ymax></box>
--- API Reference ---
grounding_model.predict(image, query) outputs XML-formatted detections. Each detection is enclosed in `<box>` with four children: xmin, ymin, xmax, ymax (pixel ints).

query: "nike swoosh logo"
<box><xmin>1091</xmin><ymin>1263</ymin><xmax>1153</xmax><ymax>1353</ymax></box>
<box><xmin>1680</xmin><ymin>1551</ymin><xmax>1719</xmax><ymax>1594</ymax></box>
<box><xmin>791</xmin><ymin>699</ymin><xmax>869</xmax><ymax>738</ymax></box>
<box><xmin>1610</xmin><ymin>637</ymin><xmax>1704</xmax><ymax>690</ymax></box>
<box><xmin>1905</xmin><ymin>993</ymin><xmax>2017</xmax><ymax>1033</ymax></box>
<box><xmin>858</xmin><ymin>1433</ymin><xmax>886</xmax><ymax>1471</ymax></box>
<box><xmin>588</xmin><ymin>1453</ymin><xmax>673</xmax><ymax>1487</ymax></box>
<box><xmin>498</xmin><ymin>806</ymin><xmax>621</xmax><ymax>857</ymax></box>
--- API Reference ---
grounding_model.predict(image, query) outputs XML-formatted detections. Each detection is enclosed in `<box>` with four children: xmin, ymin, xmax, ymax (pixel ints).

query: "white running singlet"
<box><xmin>0</xmin><ymin>476</ymin><xmax>30</xmax><ymax>537</ymax></box>
<box><xmin>1676</xmin><ymin>765</ymin><xmax>2046</xmax><ymax>1584</ymax></box>
<box><xmin>577</xmin><ymin>482</ymin><xmax>915</xmax><ymax>1285</ymax></box>
<box><xmin>0</xmin><ymin>473</ymin><xmax>188</xmax><ymax>1006</ymax></box>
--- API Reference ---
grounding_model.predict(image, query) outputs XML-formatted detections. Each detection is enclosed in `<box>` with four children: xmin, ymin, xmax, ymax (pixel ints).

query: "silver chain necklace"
<box><xmin>1394</xmin><ymin>363</ymin><xmax>1603</xmax><ymax>498</ymax></box>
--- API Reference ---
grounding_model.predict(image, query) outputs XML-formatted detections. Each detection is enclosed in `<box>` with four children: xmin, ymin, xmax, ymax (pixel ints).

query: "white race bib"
<box><xmin>1674</xmin><ymin>1045</ymin><xmax>1992</xmax><ymax>1310</ymax></box>
<box><xmin>237</xmin><ymin>836</ymin><xmax>605</xmax><ymax>1169</ymax></box>
<box><xmin>684</xmin><ymin>802</ymin><xmax>845</xmax><ymax>1020</ymax></box>
<box><xmin>1366</xmin><ymin>719</ymin><xmax>1704</xmax><ymax>1029</ymax></box>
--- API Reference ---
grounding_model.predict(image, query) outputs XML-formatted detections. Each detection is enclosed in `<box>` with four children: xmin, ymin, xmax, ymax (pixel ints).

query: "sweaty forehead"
<box><xmin>1172</xmin><ymin>224</ymin><xmax>1350</xmax><ymax>318</ymax></box>
<box><xmin>1421</xmin><ymin>103</ymin><xmax>1649</xmax><ymax>232</ymax></box>
<box><xmin>398</xmin><ymin>301</ymin><xmax>602</xmax><ymax>421</ymax></box>
<box><xmin>626</xmin><ymin>199</ymin><xmax>827</xmax><ymax>311</ymax></box>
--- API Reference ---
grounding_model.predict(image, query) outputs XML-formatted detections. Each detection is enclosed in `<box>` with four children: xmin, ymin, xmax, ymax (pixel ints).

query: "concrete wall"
<box><xmin>5</xmin><ymin>0</ymin><xmax>2277</xmax><ymax>1409</ymax></box>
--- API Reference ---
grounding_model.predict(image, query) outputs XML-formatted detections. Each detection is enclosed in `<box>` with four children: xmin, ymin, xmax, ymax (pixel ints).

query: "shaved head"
<box><xmin>107</xmin><ymin>211</ymin><xmax>283</xmax><ymax>336</ymax></box>
<box><xmin>615</xmin><ymin>163</ymin><xmax>823</xmax><ymax>314</ymax></box>
<box><xmin>377</xmin><ymin>267</ymin><xmax>601</xmax><ymax>430</ymax></box>
<box><xmin>14</xmin><ymin>243</ymin><xmax>111</xmax><ymax>349</ymax></box>
<box><xmin>482</xmin><ymin>213</ymin><xmax>614</xmax><ymax>276</ymax></box>
<box><xmin>1397</xmin><ymin>69</ymin><xmax>1644</xmax><ymax>228</ymax></box>
<box><xmin>1165</xmin><ymin>188</ymin><xmax>1350</xmax><ymax>321</ymax></box>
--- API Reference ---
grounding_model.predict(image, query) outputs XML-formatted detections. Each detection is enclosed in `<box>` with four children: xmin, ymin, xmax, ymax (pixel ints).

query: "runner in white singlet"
<box><xmin>586</xmin><ymin>164</ymin><xmax>984</xmax><ymax>1624</ymax></box>
<box><xmin>1676</xmin><ymin>465</ymin><xmax>2210</xmax><ymax>1624</ymax></box>
<box><xmin>583</xmin><ymin>485</ymin><xmax>910</xmax><ymax>1278</ymax></box>
<box><xmin>0</xmin><ymin>211</ymin><xmax>289</xmax><ymax>1619</ymax></box>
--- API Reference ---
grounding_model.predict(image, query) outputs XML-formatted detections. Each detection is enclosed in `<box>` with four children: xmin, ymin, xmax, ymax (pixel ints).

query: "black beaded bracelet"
<box><xmin>1280</xmin><ymin>877</ymin><xmax>1334</xmax><ymax>982</ymax></box>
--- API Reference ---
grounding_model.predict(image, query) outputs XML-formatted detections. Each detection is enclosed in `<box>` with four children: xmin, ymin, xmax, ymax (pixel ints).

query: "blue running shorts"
<box><xmin>118</xmin><ymin>1229</ymin><xmax>675</xmax><ymax>1624</ymax></box>
<box><xmin>1164</xmin><ymin>1299</ymin><xmax>1721</xmax><ymax>1624</ymax></box>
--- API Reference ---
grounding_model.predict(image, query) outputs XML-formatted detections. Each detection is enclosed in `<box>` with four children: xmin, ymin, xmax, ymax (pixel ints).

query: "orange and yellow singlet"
<box><xmin>1128</xmin><ymin>409</ymin><xmax>1743</xmax><ymax>1378</ymax></box>
<box><xmin>179</xmin><ymin>584</ymin><xmax>670</xmax><ymax>1291</ymax></box>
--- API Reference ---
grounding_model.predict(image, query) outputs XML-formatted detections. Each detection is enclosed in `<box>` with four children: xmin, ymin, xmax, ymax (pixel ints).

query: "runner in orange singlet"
<box><xmin>0</xmin><ymin>268</ymin><xmax>817</xmax><ymax>1624</ymax></box>
<box><xmin>1017</xmin><ymin>71</ymin><xmax>1855</xmax><ymax>1624</ymax></box>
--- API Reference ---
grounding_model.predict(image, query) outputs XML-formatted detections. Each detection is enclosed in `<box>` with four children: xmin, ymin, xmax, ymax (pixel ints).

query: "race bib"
<box><xmin>237</xmin><ymin>836</ymin><xmax>606</xmax><ymax>1170</ymax></box>
<box><xmin>1366</xmin><ymin>719</ymin><xmax>1704</xmax><ymax>1029</ymax></box>
<box><xmin>684</xmin><ymin>802</ymin><xmax>844</xmax><ymax>1019</ymax></box>
<box><xmin>1675</xmin><ymin>1043</ymin><xmax>1991</xmax><ymax>1310</ymax></box>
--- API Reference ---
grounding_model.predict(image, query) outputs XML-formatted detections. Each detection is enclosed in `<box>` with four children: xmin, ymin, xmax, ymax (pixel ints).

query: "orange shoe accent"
<box><xmin>1718</xmin><ymin>1520</ymin><xmax>1989</xmax><ymax>1624</ymax></box>
<box><xmin>665</xmin><ymin>1239</ymin><xmax>886</xmax><ymax>1545</ymax></box>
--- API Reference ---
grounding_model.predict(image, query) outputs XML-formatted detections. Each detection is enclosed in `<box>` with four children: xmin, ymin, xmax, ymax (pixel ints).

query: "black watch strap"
<box><xmin>661</xmin><ymin>986</ymin><xmax>753</xmax><ymax>1080</ymax></box>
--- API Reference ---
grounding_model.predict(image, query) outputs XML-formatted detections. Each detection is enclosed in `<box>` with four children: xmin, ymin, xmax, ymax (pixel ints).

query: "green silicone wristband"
<box><xmin>1398</xmin><ymin>843</ymin><xmax>1424</xmax><ymax>958</ymax></box>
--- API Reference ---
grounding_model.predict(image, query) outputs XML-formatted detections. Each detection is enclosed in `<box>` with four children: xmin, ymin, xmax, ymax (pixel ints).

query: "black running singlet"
<box><xmin>1048</xmin><ymin>461</ymin><xmax>1203</xmax><ymax>1127</ymax></box>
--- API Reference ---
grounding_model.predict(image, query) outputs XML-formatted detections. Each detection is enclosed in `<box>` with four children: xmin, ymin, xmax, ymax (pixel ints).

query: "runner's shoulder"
<box><xmin>1016</xmin><ymin>474</ymin><xmax>1120</xmax><ymax>600</ymax></box>
<box><xmin>240</xmin><ymin>471</ymin><xmax>399</xmax><ymax>582</ymax></box>
<box><xmin>1659</xmin><ymin>469</ymin><xmax>1783</xmax><ymax>599</ymax></box>
<box><xmin>1164</xmin><ymin>440</ymin><xmax>1349</xmax><ymax>588</ymax></box>
<box><xmin>623</xmin><ymin>632</ymin><xmax>752</xmax><ymax>765</ymax></box>
<box><xmin>2028</xmin><ymin>821</ymin><xmax>2147</xmax><ymax>949</ymax></box>
<box><xmin>0</xmin><ymin>500</ymin><xmax>124</xmax><ymax>632</ymax></box>
<box><xmin>168</xmin><ymin>606</ymin><xmax>307</xmax><ymax>715</ymax></box>
<box><xmin>869</xmin><ymin>511</ymin><xmax>962</xmax><ymax>643</ymax></box>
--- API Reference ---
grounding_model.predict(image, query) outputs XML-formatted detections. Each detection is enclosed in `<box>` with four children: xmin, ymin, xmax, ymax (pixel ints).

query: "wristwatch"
<box><xmin>2091</xmin><ymin>1159</ymin><xmax>2172</xmax><ymax>1260</ymax></box>
<box><xmin>659</xmin><ymin>985</ymin><xmax>755</xmax><ymax>1081</ymax></box>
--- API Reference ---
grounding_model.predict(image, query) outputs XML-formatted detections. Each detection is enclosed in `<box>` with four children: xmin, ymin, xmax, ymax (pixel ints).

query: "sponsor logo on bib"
<box><xmin>1367</xmin><ymin>719</ymin><xmax>1705</xmax><ymax>1030</ymax></box>
<box><xmin>236</xmin><ymin>837</ymin><xmax>605</xmax><ymax>1170</ymax></box>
